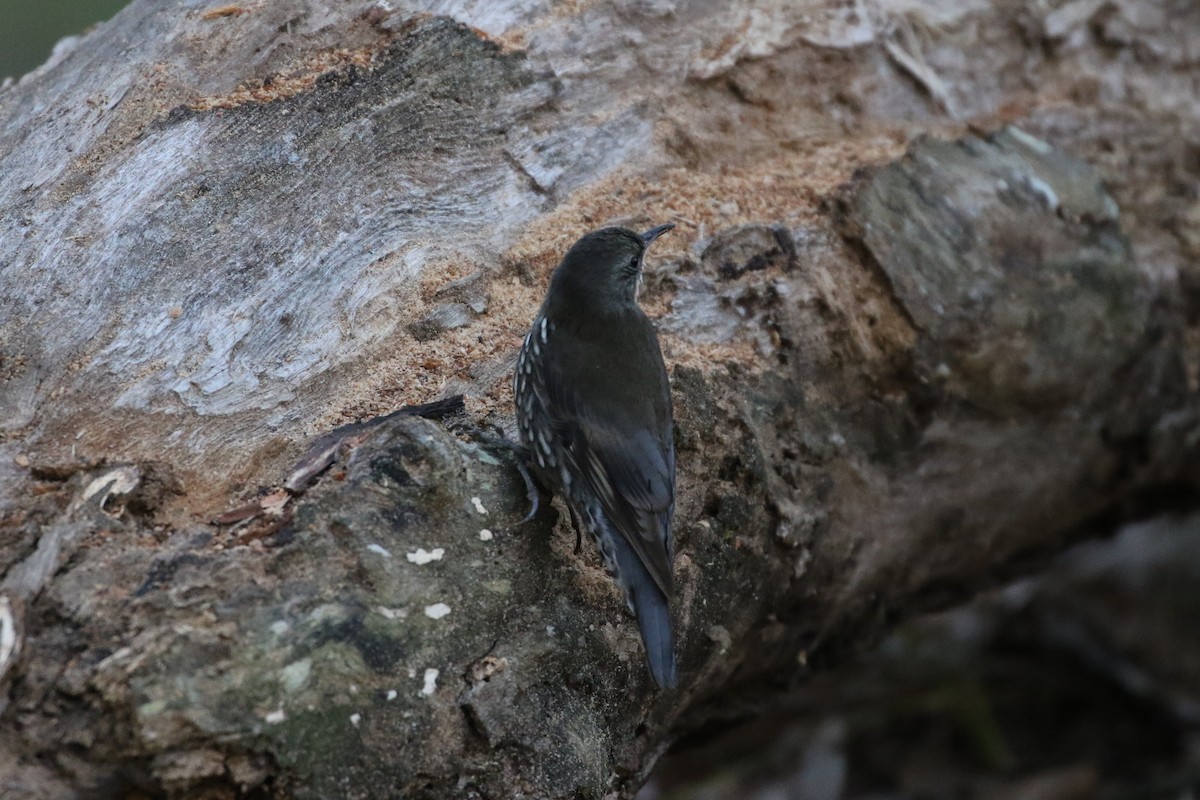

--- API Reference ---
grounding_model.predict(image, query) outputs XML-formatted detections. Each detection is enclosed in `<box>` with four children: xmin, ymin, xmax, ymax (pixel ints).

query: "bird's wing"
<box><xmin>535</xmin><ymin>339</ymin><xmax>676</xmax><ymax>598</ymax></box>
<box><xmin>565</xmin><ymin>420</ymin><xmax>675</xmax><ymax>598</ymax></box>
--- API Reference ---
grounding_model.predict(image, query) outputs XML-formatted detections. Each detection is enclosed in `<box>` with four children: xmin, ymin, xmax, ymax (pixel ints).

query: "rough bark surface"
<box><xmin>1</xmin><ymin>1</ymin><xmax>1197</xmax><ymax>798</ymax></box>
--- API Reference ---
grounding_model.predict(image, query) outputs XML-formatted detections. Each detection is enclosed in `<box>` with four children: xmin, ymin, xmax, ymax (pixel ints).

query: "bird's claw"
<box><xmin>515</xmin><ymin>456</ymin><xmax>540</xmax><ymax>523</ymax></box>
<box><xmin>567</xmin><ymin>506</ymin><xmax>583</xmax><ymax>554</ymax></box>
<box><xmin>463</xmin><ymin>426</ymin><xmax>542</xmax><ymax>524</ymax></box>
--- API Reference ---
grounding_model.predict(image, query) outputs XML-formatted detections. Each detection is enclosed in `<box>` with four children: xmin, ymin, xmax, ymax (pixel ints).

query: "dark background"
<box><xmin>1</xmin><ymin>0</ymin><xmax>128</xmax><ymax>80</ymax></box>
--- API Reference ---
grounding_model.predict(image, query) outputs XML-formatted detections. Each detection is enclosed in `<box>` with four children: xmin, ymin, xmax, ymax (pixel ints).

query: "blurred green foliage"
<box><xmin>1</xmin><ymin>0</ymin><xmax>130</xmax><ymax>80</ymax></box>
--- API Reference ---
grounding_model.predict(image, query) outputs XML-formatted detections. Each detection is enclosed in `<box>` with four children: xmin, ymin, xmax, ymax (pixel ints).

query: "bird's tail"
<box><xmin>633</xmin><ymin>580</ymin><xmax>677</xmax><ymax>689</ymax></box>
<box><xmin>607</xmin><ymin>525</ymin><xmax>678</xmax><ymax>689</ymax></box>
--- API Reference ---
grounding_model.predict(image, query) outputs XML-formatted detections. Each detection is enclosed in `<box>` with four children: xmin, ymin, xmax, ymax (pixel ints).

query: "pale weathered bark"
<box><xmin>1</xmin><ymin>1</ymin><xmax>1197</xmax><ymax>798</ymax></box>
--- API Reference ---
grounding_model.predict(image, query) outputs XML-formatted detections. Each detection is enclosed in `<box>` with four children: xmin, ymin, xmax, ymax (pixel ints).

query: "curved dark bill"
<box><xmin>640</xmin><ymin>222</ymin><xmax>676</xmax><ymax>245</ymax></box>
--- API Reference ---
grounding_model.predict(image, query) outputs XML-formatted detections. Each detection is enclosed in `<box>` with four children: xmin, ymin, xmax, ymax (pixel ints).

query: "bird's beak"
<box><xmin>640</xmin><ymin>222</ymin><xmax>676</xmax><ymax>245</ymax></box>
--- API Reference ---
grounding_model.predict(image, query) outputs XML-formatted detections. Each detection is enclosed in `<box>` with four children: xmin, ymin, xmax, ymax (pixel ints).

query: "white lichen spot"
<box><xmin>1</xmin><ymin>596</ymin><xmax>18</xmax><ymax>672</ymax></box>
<box><xmin>386</xmin><ymin>689</ymin><xmax>398</xmax><ymax>701</ymax></box>
<box><xmin>280</xmin><ymin>658</ymin><xmax>312</xmax><ymax>693</ymax></box>
<box><xmin>81</xmin><ymin>467</ymin><xmax>139</xmax><ymax>502</ymax></box>
<box><xmin>307</xmin><ymin>604</ymin><xmax>345</xmax><ymax>623</ymax></box>
<box><xmin>1025</xmin><ymin>175</ymin><xmax>1060</xmax><ymax>211</ymax></box>
<box><xmin>424</xmin><ymin>603</ymin><xmax>451</xmax><ymax>620</ymax></box>
<box><xmin>546</xmin><ymin>625</ymin><xmax>556</xmax><ymax>637</ymax></box>
<box><xmin>269</xmin><ymin>620</ymin><xmax>290</xmax><ymax>636</ymax></box>
<box><xmin>265</xmin><ymin>708</ymin><xmax>286</xmax><ymax>725</ymax></box>
<box><xmin>406</xmin><ymin>547</ymin><xmax>445</xmax><ymax>564</ymax></box>
<box><xmin>1007</xmin><ymin>125</ymin><xmax>1054</xmax><ymax>154</ymax></box>
<box><xmin>420</xmin><ymin>668</ymin><xmax>439</xmax><ymax>697</ymax></box>
<box><xmin>349</xmin><ymin>713</ymin><xmax>361</xmax><ymax>727</ymax></box>
<box><xmin>137</xmin><ymin>699</ymin><xmax>167</xmax><ymax>717</ymax></box>
<box><xmin>478</xmin><ymin>529</ymin><xmax>494</xmax><ymax>541</ymax></box>
<box><xmin>81</xmin><ymin>466</ymin><xmax>140</xmax><ymax>516</ymax></box>
<box><xmin>707</xmin><ymin>624</ymin><xmax>733</xmax><ymax>652</ymax></box>
<box><xmin>375</xmin><ymin>606</ymin><xmax>407</xmax><ymax>620</ymax></box>
<box><xmin>471</xmin><ymin>496</ymin><xmax>487</xmax><ymax>514</ymax></box>
<box><xmin>828</xmin><ymin>432</ymin><xmax>846</xmax><ymax>447</ymax></box>
<box><xmin>366</xmin><ymin>543</ymin><xmax>392</xmax><ymax>558</ymax></box>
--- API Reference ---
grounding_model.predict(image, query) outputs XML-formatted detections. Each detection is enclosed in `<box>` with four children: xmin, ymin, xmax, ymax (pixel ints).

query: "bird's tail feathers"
<box><xmin>633</xmin><ymin>580</ymin><xmax>677</xmax><ymax>688</ymax></box>
<box><xmin>606</xmin><ymin>522</ymin><xmax>678</xmax><ymax>689</ymax></box>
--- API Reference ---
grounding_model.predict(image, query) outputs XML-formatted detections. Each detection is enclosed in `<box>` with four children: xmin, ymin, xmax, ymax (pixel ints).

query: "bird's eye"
<box><xmin>629</xmin><ymin>256</ymin><xmax>639</xmax><ymax>269</ymax></box>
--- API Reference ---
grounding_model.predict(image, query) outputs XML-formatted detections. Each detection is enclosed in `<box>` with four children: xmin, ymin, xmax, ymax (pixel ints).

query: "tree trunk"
<box><xmin>1</xmin><ymin>1</ymin><xmax>1196</xmax><ymax>798</ymax></box>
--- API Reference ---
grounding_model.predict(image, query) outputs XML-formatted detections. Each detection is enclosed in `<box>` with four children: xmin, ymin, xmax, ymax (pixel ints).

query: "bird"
<box><xmin>513</xmin><ymin>222</ymin><xmax>679</xmax><ymax>688</ymax></box>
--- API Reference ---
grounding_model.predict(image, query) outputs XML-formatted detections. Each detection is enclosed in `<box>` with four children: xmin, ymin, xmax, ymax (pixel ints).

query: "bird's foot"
<box><xmin>514</xmin><ymin>456</ymin><xmax>540</xmax><ymax>524</ymax></box>
<box><xmin>567</xmin><ymin>506</ymin><xmax>583</xmax><ymax>554</ymax></box>
<box><xmin>459</xmin><ymin>426</ymin><xmax>544</xmax><ymax>524</ymax></box>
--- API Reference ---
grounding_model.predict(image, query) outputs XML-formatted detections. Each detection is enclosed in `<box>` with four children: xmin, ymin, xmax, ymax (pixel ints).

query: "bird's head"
<box><xmin>546</xmin><ymin>223</ymin><xmax>675</xmax><ymax>313</ymax></box>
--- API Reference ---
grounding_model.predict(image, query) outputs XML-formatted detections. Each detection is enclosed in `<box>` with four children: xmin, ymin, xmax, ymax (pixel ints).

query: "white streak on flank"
<box><xmin>479</xmin><ymin>529</ymin><xmax>494</xmax><ymax>541</ymax></box>
<box><xmin>420</xmin><ymin>668</ymin><xmax>439</xmax><ymax>697</ymax></box>
<box><xmin>366</xmin><ymin>543</ymin><xmax>392</xmax><ymax>558</ymax></box>
<box><xmin>471</xmin><ymin>496</ymin><xmax>487</xmax><ymax>514</ymax></box>
<box><xmin>424</xmin><ymin>602</ymin><xmax>451</xmax><ymax>619</ymax></box>
<box><xmin>375</xmin><ymin>606</ymin><xmax>406</xmax><ymax>620</ymax></box>
<box><xmin>406</xmin><ymin>547</ymin><xmax>445</xmax><ymax>564</ymax></box>
<box><xmin>539</xmin><ymin>317</ymin><xmax>548</xmax><ymax>342</ymax></box>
